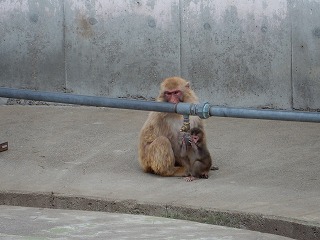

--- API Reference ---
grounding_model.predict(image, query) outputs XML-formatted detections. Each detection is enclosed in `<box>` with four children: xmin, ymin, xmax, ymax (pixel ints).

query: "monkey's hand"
<box><xmin>179</xmin><ymin>132</ymin><xmax>190</xmax><ymax>157</ymax></box>
<box><xmin>180</xmin><ymin>136</ymin><xmax>187</xmax><ymax>157</ymax></box>
<box><xmin>190</xmin><ymin>140</ymin><xmax>198</xmax><ymax>151</ymax></box>
<box><xmin>179</xmin><ymin>132</ymin><xmax>191</xmax><ymax>146</ymax></box>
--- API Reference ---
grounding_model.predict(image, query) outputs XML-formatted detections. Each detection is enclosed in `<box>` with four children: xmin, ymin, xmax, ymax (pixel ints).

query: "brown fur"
<box><xmin>138</xmin><ymin>77</ymin><xmax>203</xmax><ymax>176</ymax></box>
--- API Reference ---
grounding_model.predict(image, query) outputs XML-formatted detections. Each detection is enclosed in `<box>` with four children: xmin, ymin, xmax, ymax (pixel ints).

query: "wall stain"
<box><xmin>147</xmin><ymin>17</ymin><xmax>156</xmax><ymax>28</ymax></box>
<box><xmin>312</xmin><ymin>27</ymin><xmax>320</xmax><ymax>38</ymax></box>
<box><xmin>77</xmin><ymin>13</ymin><xmax>94</xmax><ymax>38</ymax></box>
<box><xmin>29</xmin><ymin>13</ymin><xmax>39</xmax><ymax>23</ymax></box>
<box><xmin>203</xmin><ymin>23</ymin><xmax>211</xmax><ymax>30</ymax></box>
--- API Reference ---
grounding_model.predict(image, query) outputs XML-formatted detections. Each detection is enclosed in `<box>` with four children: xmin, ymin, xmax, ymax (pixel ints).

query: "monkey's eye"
<box><xmin>164</xmin><ymin>90</ymin><xmax>181</xmax><ymax>96</ymax></box>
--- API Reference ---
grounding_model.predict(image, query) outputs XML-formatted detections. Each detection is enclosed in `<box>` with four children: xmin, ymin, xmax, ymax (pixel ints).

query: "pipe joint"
<box><xmin>175</xmin><ymin>102</ymin><xmax>211</xmax><ymax>119</ymax></box>
<box><xmin>196</xmin><ymin>102</ymin><xmax>211</xmax><ymax>119</ymax></box>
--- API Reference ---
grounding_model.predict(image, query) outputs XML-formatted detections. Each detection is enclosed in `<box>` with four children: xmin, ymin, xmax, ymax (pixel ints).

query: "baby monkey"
<box><xmin>180</xmin><ymin>127</ymin><xmax>212</xmax><ymax>181</ymax></box>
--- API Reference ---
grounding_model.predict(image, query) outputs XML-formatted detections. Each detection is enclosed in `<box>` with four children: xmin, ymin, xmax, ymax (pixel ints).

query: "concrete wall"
<box><xmin>1</xmin><ymin>0</ymin><xmax>320</xmax><ymax>110</ymax></box>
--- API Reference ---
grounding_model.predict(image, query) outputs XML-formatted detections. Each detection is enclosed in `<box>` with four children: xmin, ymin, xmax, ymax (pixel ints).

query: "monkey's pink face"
<box><xmin>191</xmin><ymin>135</ymin><xmax>199</xmax><ymax>143</ymax></box>
<box><xmin>164</xmin><ymin>90</ymin><xmax>183</xmax><ymax>104</ymax></box>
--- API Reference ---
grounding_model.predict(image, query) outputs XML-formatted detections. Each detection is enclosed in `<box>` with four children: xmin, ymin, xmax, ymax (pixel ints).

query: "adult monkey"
<box><xmin>138</xmin><ymin>77</ymin><xmax>204</xmax><ymax>176</ymax></box>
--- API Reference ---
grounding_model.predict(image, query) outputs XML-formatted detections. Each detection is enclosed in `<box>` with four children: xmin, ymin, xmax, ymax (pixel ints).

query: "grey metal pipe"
<box><xmin>0</xmin><ymin>87</ymin><xmax>319</xmax><ymax>122</ymax></box>
<box><xmin>210</xmin><ymin>106</ymin><xmax>320</xmax><ymax>122</ymax></box>
<box><xmin>0</xmin><ymin>87</ymin><xmax>178</xmax><ymax>113</ymax></box>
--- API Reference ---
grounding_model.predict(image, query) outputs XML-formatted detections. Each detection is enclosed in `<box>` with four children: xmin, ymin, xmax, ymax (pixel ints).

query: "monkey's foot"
<box><xmin>210</xmin><ymin>166</ymin><xmax>219</xmax><ymax>171</ymax></box>
<box><xmin>0</xmin><ymin>142</ymin><xmax>8</xmax><ymax>152</ymax></box>
<box><xmin>184</xmin><ymin>176</ymin><xmax>196</xmax><ymax>182</ymax></box>
<box><xmin>199</xmin><ymin>174</ymin><xmax>209</xmax><ymax>179</ymax></box>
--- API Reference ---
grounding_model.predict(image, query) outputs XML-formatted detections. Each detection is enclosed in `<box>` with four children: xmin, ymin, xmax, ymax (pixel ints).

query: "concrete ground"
<box><xmin>0</xmin><ymin>205</ymin><xmax>294</xmax><ymax>240</ymax></box>
<box><xmin>0</xmin><ymin>105</ymin><xmax>319</xmax><ymax>239</ymax></box>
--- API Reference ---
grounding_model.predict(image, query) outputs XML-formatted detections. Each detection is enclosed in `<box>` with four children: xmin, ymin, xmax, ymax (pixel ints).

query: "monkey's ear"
<box><xmin>185</xmin><ymin>82</ymin><xmax>190</xmax><ymax>89</ymax></box>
